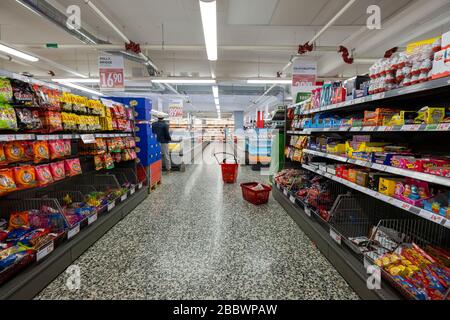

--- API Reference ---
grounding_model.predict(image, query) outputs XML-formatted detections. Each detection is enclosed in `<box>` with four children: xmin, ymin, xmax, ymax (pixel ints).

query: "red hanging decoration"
<box><xmin>125</xmin><ymin>41</ymin><xmax>142</xmax><ymax>54</ymax></box>
<box><xmin>298</xmin><ymin>42</ymin><xmax>314</xmax><ymax>55</ymax></box>
<box><xmin>384</xmin><ymin>47</ymin><xmax>398</xmax><ymax>59</ymax></box>
<box><xmin>338</xmin><ymin>45</ymin><xmax>354</xmax><ymax>64</ymax></box>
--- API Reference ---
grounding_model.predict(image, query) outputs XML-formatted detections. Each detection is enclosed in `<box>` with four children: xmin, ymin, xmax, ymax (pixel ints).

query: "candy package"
<box><xmin>49</xmin><ymin>140</ymin><xmax>65</xmax><ymax>160</ymax></box>
<box><xmin>41</xmin><ymin>111</ymin><xmax>63</xmax><ymax>133</ymax></box>
<box><xmin>23</xmin><ymin>141</ymin><xmax>34</xmax><ymax>161</ymax></box>
<box><xmin>0</xmin><ymin>144</ymin><xmax>6</xmax><ymax>165</ymax></box>
<box><xmin>0</xmin><ymin>104</ymin><xmax>18</xmax><ymax>130</ymax></box>
<box><xmin>35</xmin><ymin>164</ymin><xmax>54</xmax><ymax>186</ymax></box>
<box><xmin>94</xmin><ymin>155</ymin><xmax>103</xmax><ymax>171</ymax></box>
<box><xmin>8</xmin><ymin>212</ymin><xmax>30</xmax><ymax>230</ymax></box>
<box><xmin>33</xmin><ymin>141</ymin><xmax>49</xmax><ymax>163</ymax></box>
<box><xmin>0</xmin><ymin>78</ymin><xmax>13</xmax><ymax>103</ymax></box>
<box><xmin>10</xmin><ymin>79</ymin><xmax>36</xmax><ymax>107</ymax></box>
<box><xmin>104</xmin><ymin>153</ymin><xmax>115</xmax><ymax>170</ymax></box>
<box><xmin>63</xmin><ymin>140</ymin><xmax>71</xmax><ymax>156</ymax></box>
<box><xmin>64</xmin><ymin>158</ymin><xmax>82</xmax><ymax>177</ymax></box>
<box><xmin>49</xmin><ymin>161</ymin><xmax>65</xmax><ymax>181</ymax></box>
<box><xmin>4</xmin><ymin>141</ymin><xmax>26</xmax><ymax>163</ymax></box>
<box><xmin>15</xmin><ymin>108</ymin><xmax>42</xmax><ymax>131</ymax></box>
<box><xmin>0</xmin><ymin>169</ymin><xmax>17</xmax><ymax>195</ymax></box>
<box><xmin>13</xmin><ymin>165</ymin><xmax>37</xmax><ymax>189</ymax></box>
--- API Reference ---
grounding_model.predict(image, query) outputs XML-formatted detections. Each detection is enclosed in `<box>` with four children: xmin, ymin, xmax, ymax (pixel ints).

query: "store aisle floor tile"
<box><xmin>36</xmin><ymin>144</ymin><xmax>359</xmax><ymax>300</ymax></box>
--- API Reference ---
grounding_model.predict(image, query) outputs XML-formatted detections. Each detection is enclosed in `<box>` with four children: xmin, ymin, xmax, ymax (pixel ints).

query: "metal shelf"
<box><xmin>272</xmin><ymin>186</ymin><xmax>402</xmax><ymax>300</ymax></box>
<box><xmin>301</xmin><ymin>76</ymin><xmax>450</xmax><ymax>115</ymax></box>
<box><xmin>301</xmin><ymin>164</ymin><xmax>450</xmax><ymax>229</ymax></box>
<box><xmin>288</xmin><ymin>123</ymin><xmax>450</xmax><ymax>135</ymax></box>
<box><xmin>0</xmin><ymin>133</ymin><xmax>133</xmax><ymax>141</ymax></box>
<box><xmin>303</xmin><ymin>149</ymin><xmax>450</xmax><ymax>188</ymax></box>
<box><xmin>0</xmin><ymin>186</ymin><xmax>147</xmax><ymax>300</ymax></box>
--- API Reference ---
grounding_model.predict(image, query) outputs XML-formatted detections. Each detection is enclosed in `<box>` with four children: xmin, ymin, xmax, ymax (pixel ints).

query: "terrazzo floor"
<box><xmin>36</xmin><ymin>142</ymin><xmax>359</xmax><ymax>300</ymax></box>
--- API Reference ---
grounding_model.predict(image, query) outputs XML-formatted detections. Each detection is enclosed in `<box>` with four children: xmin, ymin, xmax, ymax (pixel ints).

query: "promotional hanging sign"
<box><xmin>168</xmin><ymin>99</ymin><xmax>184</xmax><ymax>118</ymax></box>
<box><xmin>292</xmin><ymin>59</ymin><xmax>317</xmax><ymax>101</ymax></box>
<box><xmin>98</xmin><ymin>54</ymin><xmax>125</xmax><ymax>91</ymax></box>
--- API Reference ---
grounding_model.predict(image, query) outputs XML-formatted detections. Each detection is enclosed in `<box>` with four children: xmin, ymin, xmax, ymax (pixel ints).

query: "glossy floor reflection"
<box><xmin>36</xmin><ymin>143</ymin><xmax>359</xmax><ymax>300</ymax></box>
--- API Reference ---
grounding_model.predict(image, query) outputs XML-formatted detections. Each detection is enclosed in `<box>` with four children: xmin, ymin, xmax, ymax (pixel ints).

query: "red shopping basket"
<box><xmin>240</xmin><ymin>182</ymin><xmax>272</xmax><ymax>205</ymax></box>
<box><xmin>214</xmin><ymin>152</ymin><xmax>239</xmax><ymax>183</ymax></box>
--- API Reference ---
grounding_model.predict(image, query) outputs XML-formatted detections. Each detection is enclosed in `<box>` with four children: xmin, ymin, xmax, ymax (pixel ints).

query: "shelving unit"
<box><xmin>276</xmin><ymin>67</ymin><xmax>450</xmax><ymax>299</ymax></box>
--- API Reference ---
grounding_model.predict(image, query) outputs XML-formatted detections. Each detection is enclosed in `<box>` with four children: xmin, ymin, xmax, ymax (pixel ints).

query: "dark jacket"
<box><xmin>152</xmin><ymin>120</ymin><xmax>172</xmax><ymax>144</ymax></box>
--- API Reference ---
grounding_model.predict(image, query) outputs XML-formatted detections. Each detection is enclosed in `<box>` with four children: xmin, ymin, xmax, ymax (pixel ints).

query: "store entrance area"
<box><xmin>36</xmin><ymin>143</ymin><xmax>357</xmax><ymax>300</ymax></box>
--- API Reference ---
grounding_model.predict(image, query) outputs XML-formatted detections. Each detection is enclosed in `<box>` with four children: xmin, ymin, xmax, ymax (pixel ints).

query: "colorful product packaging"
<box><xmin>49</xmin><ymin>161</ymin><xmax>66</xmax><ymax>181</ymax></box>
<box><xmin>32</xmin><ymin>141</ymin><xmax>49</xmax><ymax>163</ymax></box>
<box><xmin>35</xmin><ymin>164</ymin><xmax>54</xmax><ymax>186</ymax></box>
<box><xmin>64</xmin><ymin>158</ymin><xmax>82</xmax><ymax>177</ymax></box>
<box><xmin>13</xmin><ymin>165</ymin><xmax>37</xmax><ymax>189</ymax></box>
<box><xmin>49</xmin><ymin>140</ymin><xmax>65</xmax><ymax>160</ymax></box>
<box><xmin>0</xmin><ymin>168</ymin><xmax>17</xmax><ymax>195</ymax></box>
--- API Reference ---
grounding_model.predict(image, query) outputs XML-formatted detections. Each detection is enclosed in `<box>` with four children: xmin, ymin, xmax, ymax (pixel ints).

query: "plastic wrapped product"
<box><xmin>64</xmin><ymin>158</ymin><xmax>82</xmax><ymax>177</ymax></box>
<box><xmin>63</xmin><ymin>140</ymin><xmax>71</xmax><ymax>156</ymax></box>
<box><xmin>4</xmin><ymin>141</ymin><xmax>26</xmax><ymax>163</ymax></box>
<box><xmin>0</xmin><ymin>104</ymin><xmax>18</xmax><ymax>130</ymax></box>
<box><xmin>10</xmin><ymin>79</ymin><xmax>36</xmax><ymax>107</ymax></box>
<box><xmin>49</xmin><ymin>140</ymin><xmax>65</xmax><ymax>160</ymax></box>
<box><xmin>49</xmin><ymin>161</ymin><xmax>65</xmax><ymax>181</ymax></box>
<box><xmin>13</xmin><ymin>165</ymin><xmax>37</xmax><ymax>189</ymax></box>
<box><xmin>33</xmin><ymin>141</ymin><xmax>49</xmax><ymax>163</ymax></box>
<box><xmin>0</xmin><ymin>168</ymin><xmax>17</xmax><ymax>195</ymax></box>
<box><xmin>35</xmin><ymin>164</ymin><xmax>54</xmax><ymax>186</ymax></box>
<box><xmin>0</xmin><ymin>78</ymin><xmax>13</xmax><ymax>103</ymax></box>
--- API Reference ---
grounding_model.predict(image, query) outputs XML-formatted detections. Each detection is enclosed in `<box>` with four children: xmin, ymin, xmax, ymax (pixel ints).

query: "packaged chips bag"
<box><xmin>10</xmin><ymin>79</ymin><xmax>36</xmax><ymax>107</ymax></box>
<box><xmin>0</xmin><ymin>78</ymin><xmax>13</xmax><ymax>103</ymax></box>
<box><xmin>4</xmin><ymin>141</ymin><xmax>26</xmax><ymax>163</ymax></box>
<box><xmin>64</xmin><ymin>158</ymin><xmax>82</xmax><ymax>177</ymax></box>
<box><xmin>13</xmin><ymin>165</ymin><xmax>37</xmax><ymax>189</ymax></box>
<box><xmin>35</xmin><ymin>164</ymin><xmax>54</xmax><ymax>186</ymax></box>
<box><xmin>0</xmin><ymin>168</ymin><xmax>17</xmax><ymax>195</ymax></box>
<box><xmin>50</xmin><ymin>161</ymin><xmax>65</xmax><ymax>181</ymax></box>
<box><xmin>33</xmin><ymin>141</ymin><xmax>49</xmax><ymax>163</ymax></box>
<box><xmin>49</xmin><ymin>140</ymin><xmax>65</xmax><ymax>160</ymax></box>
<box><xmin>0</xmin><ymin>104</ymin><xmax>18</xmax><ymax>130</ymax></box>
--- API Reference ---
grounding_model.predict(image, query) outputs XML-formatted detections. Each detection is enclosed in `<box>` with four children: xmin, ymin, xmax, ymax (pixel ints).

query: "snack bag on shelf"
<box><xmin>35</xmin><ymin>164</ymin><xmax>54</xmax><ymax>186</ymax></box>
<box><xmin>0</xmin><ymin>78</ymin><xmax>13</xmax><ymax>103</ymax></box>
<box><xmin>49</xmin><ymin>140</ymin><xmax>65</xmax><ymax>160</ymax></box>
<box><xmin>10</xmin><ymin>79</ymin><xmax>36</xmax><ymax>107</ymax></box>
<box><xmin>94</xmin><ymin>155</ymin><xmax>104</xmax><ymax>171</ymax></box>
<box><xmin>63</xmin><ymin>140</ymin><xmax>72</xmax><ymax>156</ymax></box>
<box><xmin>15</xmin><ymin>108</ymin><xmax>42</xmax><ymax>131</ymax></box>
<box><xmin>64</xmin><ymin>158</ymin><xmax>82</xmax><ymax>177</ymax></box>
<box><xmin>8</xmin><ymin>212</ymin><xmax>30</xmax><ymax>230</ymax></box>
<box><xmin>4</xmin><ymin>141</ymin><xmax>26</xmax><ymax>163</ymax></box>
<box><xmin>0</xmin><ymin>144</ymin><xmax>7</xmax><ymax>165</ymax></box>
<box><xmin>49</xmin><ymin>161</ymin><xmax>66</xmax><ymax>181</ymax></box>
<box><xmin>41</xmin><ymin>111</ymin><xmax>63</xmax><ymax>133</ymax></box>
<box><xmin>103</xmin><ymin>153</ymin><xmax>114</xmax><ymax>170</ymax></box>
<box><xmin>13</xmin><ymin>165</ymin><xmax>37</xmax><ymax>190</ymax></box>
<box><xmin>0</xmin><ymin>168</ymin><xmax>17</xmax><ymax>195</ymax></box>
<box><xmin>32</xmin><ymin>141</ymin><xmax>49</xmax><ymax>163</ymax></box>
<box><xmin>0</xmin><ymin>104</ymin><xmax>18</xmax><ymax>130</ymax></box>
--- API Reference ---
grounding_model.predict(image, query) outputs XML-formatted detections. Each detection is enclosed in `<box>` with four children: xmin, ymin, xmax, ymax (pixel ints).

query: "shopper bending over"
<box><xmin>152</xmin><ymin>115</ymin><xmax>172</xmax><ymax>173</ymax></box>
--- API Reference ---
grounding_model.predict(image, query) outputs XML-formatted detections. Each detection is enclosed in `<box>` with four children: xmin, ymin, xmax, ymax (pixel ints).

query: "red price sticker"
<box><xmin>100</xmin><ymin>69</ymin><xmax>124</xmax><ymax>89</ymax></box>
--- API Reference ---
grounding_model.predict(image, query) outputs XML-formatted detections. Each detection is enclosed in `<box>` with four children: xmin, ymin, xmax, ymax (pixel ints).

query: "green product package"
<box><xmin>0</xmin><ymin>78</ymin><xmax>13</xmax><ymax>103</ymax></box>
<box><xmin>0</xmin><ymin>104</ymin><xmax>18</xmax><ymax>130</ymax></box>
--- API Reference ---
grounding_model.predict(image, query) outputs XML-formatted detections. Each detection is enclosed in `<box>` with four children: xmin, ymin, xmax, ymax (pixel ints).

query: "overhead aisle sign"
<box><xmin>98</xmin><ymin>54</ymin><xmax>125</xmax><ymax>91</ymax></box>
<box><xmin>169</xmin><ymin>99</ymin><xmax>184</xmax><ymax>118</ymax></box>
<box><xmin>292</xmin><ymin>59</ymin><xmax>317</xmax><ymax>101</ymax></box>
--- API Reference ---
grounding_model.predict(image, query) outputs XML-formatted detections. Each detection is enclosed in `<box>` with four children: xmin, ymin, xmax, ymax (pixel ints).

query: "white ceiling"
<box><xmin>1</xmin><ymin>0</ymin><xmax>450</xmax><ymax>117</ymax></box>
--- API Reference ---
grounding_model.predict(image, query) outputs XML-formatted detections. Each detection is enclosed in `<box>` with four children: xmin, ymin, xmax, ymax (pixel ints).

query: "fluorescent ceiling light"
<box><xmin>199</xmin><ymin>0</ymin><xmax>217</xmax><ymax>61</ymax></box>
<box><xmin>151</xmin><ymin>78</ymin><xmax>216</xmax><ymax>84</ymax></box>
<box><xmin>0</xmin><ymin>43</ymin><xmax>39</xmax><ymax>62</ymax></box>
<box><xmin>55</xmin><ymin>81</ymin><xmax>104</xmax><ymax>97</ymax></box>
<box><xmin>247</xmin><ymin>79</ymin><xmax>292</xmax><ymax>85</ymax></box>
<box><xmin>214</xmin><ymin>98</ymin><xmax>220</xmax><ymax>105</ymax></box>
<box><xmin>212</xmin><ymin>85</ymin><xmax>219</xmax><ymax>98</ymax></box>
<box><xmin>52</xmin><ymin>78</ymin><xmax>99</xmax><ymax>83</ymax></box>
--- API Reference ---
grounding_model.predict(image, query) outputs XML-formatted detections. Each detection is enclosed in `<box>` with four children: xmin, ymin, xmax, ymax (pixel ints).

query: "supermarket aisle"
<box><xmin>36</xmin><ymin>143</ymin><xmax>358</xmax><ymax>300</ymax></box>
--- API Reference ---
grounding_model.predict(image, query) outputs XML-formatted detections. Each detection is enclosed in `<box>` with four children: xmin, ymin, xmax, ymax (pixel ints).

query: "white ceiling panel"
<box><xmin>270</xmin><ymin>0</ymin><xmax>330</xmax><ymax>26</ymax></box>
<box><xmin>228</xmin><ymin>0</ymin><xmax>278</xmax><ymax>25</ymax></box>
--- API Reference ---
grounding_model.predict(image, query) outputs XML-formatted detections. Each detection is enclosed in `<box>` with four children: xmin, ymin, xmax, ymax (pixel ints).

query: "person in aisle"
<box><xmin>152</xmin><ymin>115</ymin><xmax>172</xmax><ymax>173</ymax></box>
